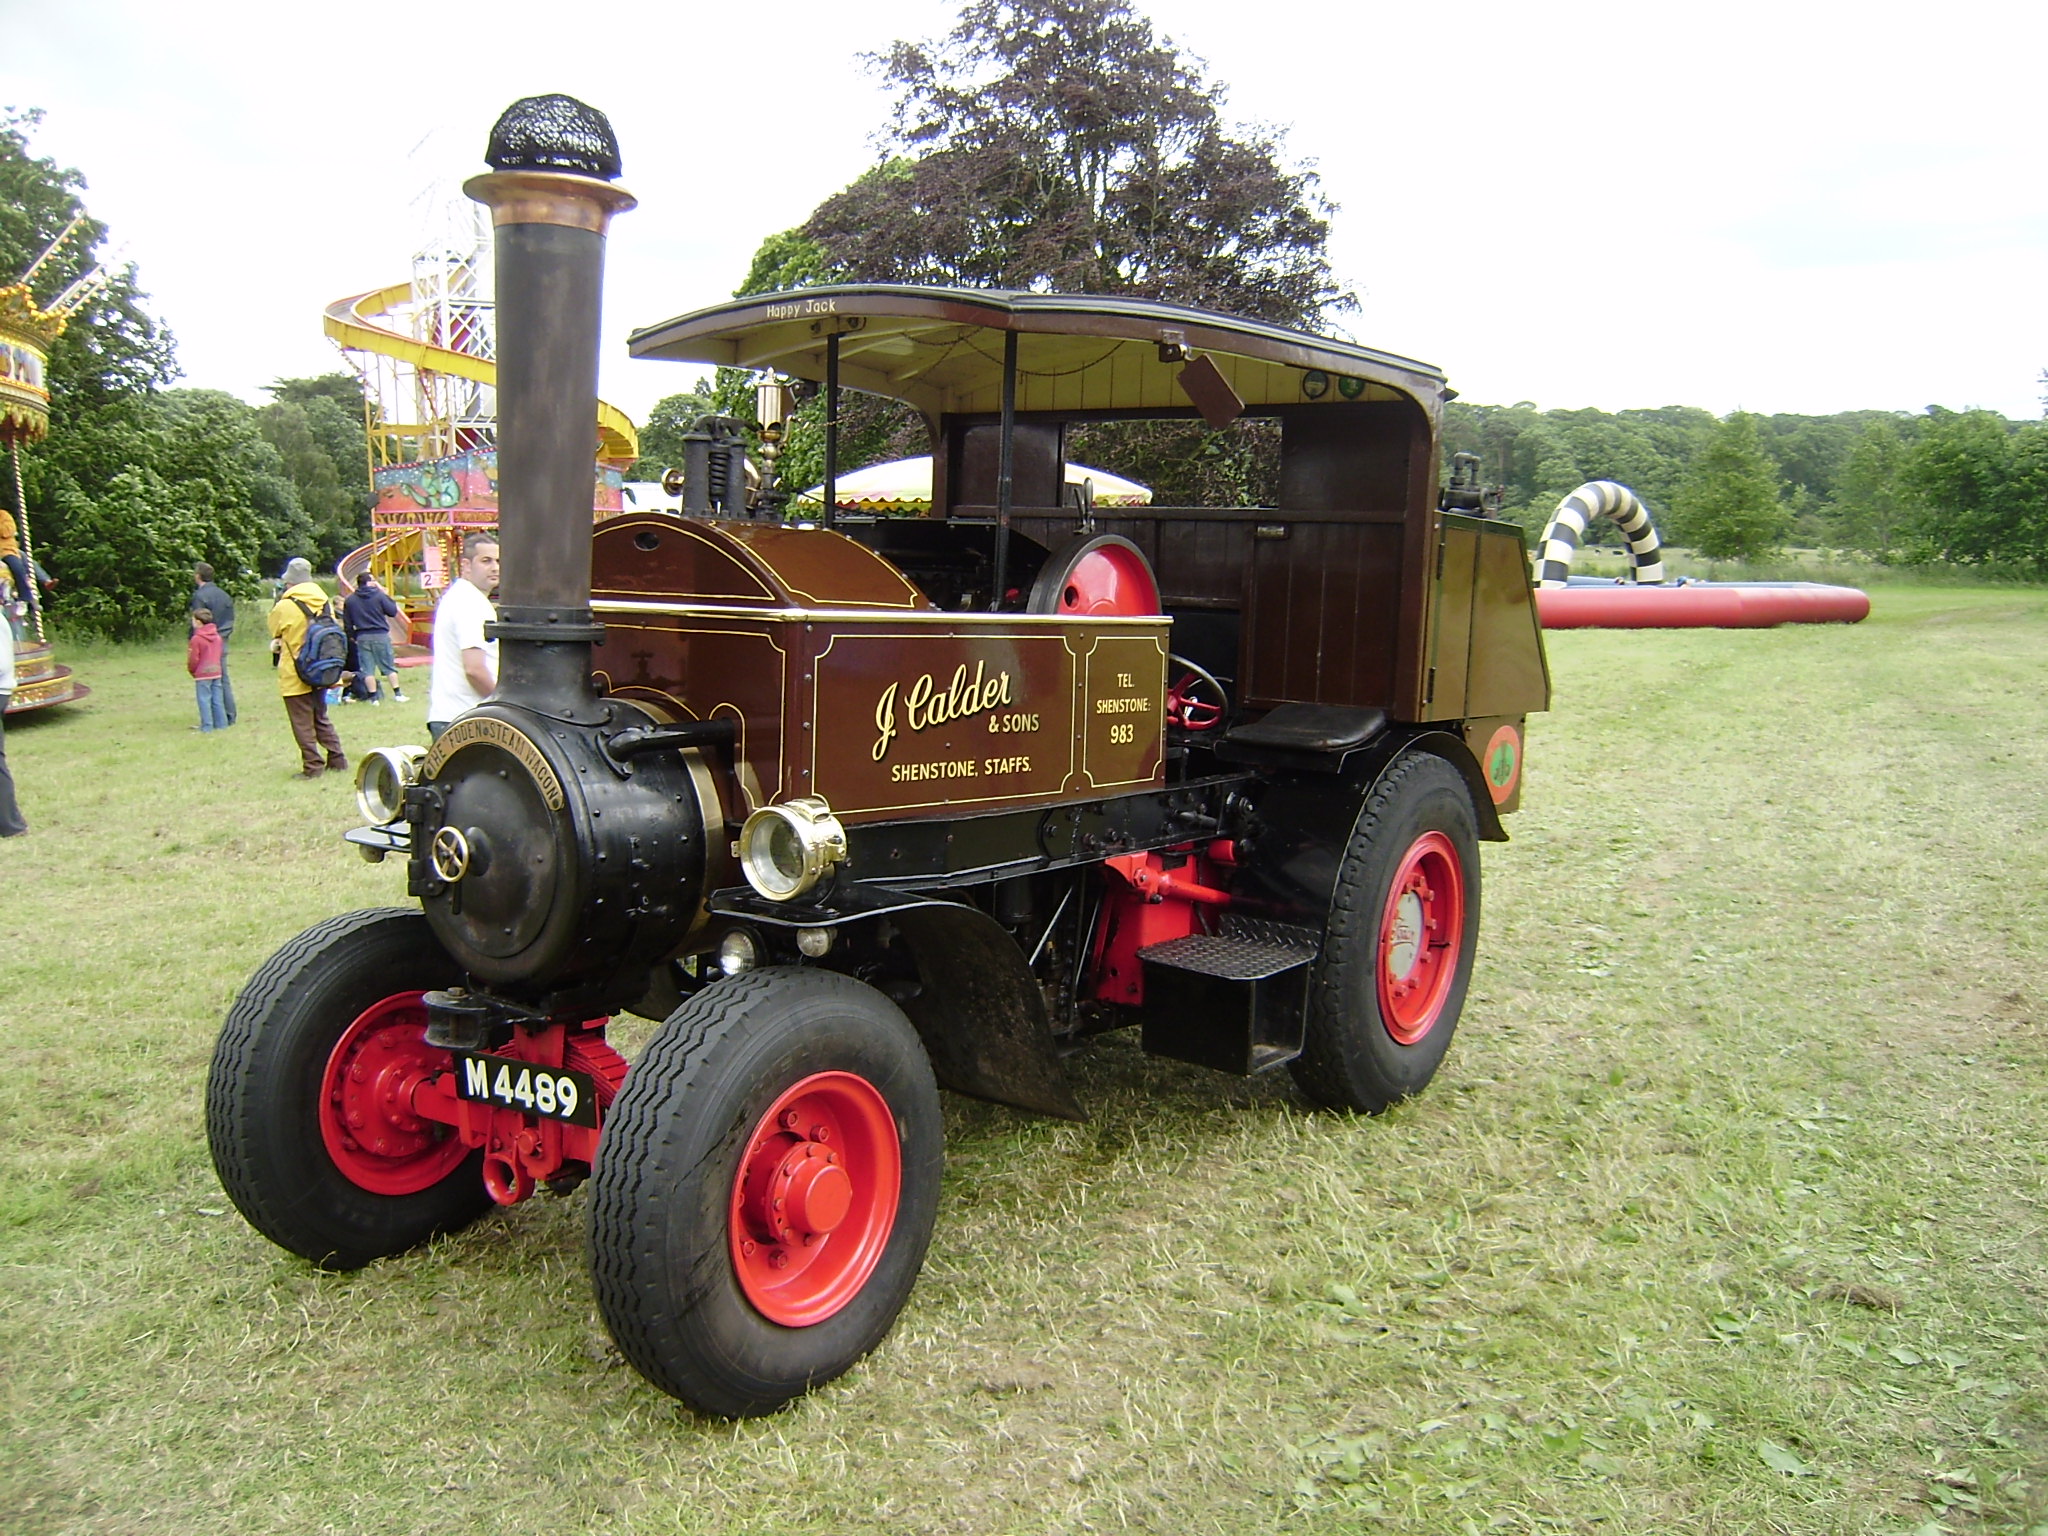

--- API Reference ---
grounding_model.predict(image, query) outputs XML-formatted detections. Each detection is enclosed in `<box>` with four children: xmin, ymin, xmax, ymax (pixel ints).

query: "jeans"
<box><xmin>0</xmin><ymin>693</ymin><xmax>23</xmax><ymax>835</ymax></box>
<box><xmin>196</xmin><ymin>676</ymin><xmax>227</xmax><ymax>731</ymax></box>
<box><xmin>217</xmin><ymin>642</ymin><xmax>237</xmax><ymax>724</ymax></box>
<box><xmin>3</xmin><ymin>554</ymin><xmax>34</xmax><ymax>620</ymax></box>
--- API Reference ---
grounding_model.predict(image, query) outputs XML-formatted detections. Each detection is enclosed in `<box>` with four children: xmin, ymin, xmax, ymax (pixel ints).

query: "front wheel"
<box><xmin>1291</xmin><ymin>752</ymin><xmax>1482</xmax><ymax>1113</ymax></box>
<box><xmin>206</xmin><ymin>909</ymin><xmax>491</xmax><ymax>1270</ymax></box>
<box><xmin>588</xmin><ymin>967</ymin><xmax>943</xmax><ymax>1418</ymax></box>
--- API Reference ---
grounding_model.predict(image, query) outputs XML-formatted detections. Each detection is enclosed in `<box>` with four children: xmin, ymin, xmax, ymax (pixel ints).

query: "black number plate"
<box><xmin>452</xmin><ymin>1054</ymin><xmax>599</xmax><ymax>1127</ymax></box>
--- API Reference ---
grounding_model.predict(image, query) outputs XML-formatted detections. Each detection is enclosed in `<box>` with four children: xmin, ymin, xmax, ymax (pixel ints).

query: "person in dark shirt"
<box><xmin>342</xmin><ymin>571</ymin><xmax>406</xmax><ymax>705</ymax></box>
<box><xmin>191</xmin><ymin>563</ymin><xmax>238</xmax><ymax>726</ymax></box>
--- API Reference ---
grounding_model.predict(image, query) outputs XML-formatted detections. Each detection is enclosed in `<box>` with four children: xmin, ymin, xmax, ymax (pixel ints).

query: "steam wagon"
<box><xmin>206</xmin><ymin>96</ymin><xmax>1550</xmax><ymax>1418</ymax></box>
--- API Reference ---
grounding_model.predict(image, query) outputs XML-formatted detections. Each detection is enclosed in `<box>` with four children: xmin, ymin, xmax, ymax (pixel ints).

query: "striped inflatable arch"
<box><xmin>1532</xmin><ymin>481</ymin><xmax>1666</xmax><ymax>588</ymax></box>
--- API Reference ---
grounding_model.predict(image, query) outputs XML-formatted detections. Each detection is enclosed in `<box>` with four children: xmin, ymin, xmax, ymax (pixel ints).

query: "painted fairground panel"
<box><xmin>373</xmin><ymin>450</ymin><xmax>624</xmax><ymax>519</ymax></box>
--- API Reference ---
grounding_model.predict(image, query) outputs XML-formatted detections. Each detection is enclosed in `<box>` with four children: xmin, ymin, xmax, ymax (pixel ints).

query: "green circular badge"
<box><xmin>1300</xmin><ymin>369</ymin><xmax>1329</xmax><ymax>399</ymax></box>
<box><xmin>1483</xmin><ymin>724</ymin><xmax>1521</xmax><ymax>804</ymax></box>
<box><xmin>1336</xmin><ymin>375</ymin><xmax>1366</xmax><ymax>399</ymax></box>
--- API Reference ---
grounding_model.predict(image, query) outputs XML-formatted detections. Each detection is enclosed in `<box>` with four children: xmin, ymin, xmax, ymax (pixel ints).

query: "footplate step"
<box><xmin>1137</xmin><ymin>933</ymin><xmax>1316</xmax><ymax>1075</ymax></box>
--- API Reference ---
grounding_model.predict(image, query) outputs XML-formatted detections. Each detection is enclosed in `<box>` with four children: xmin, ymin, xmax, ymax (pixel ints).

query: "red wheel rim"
<box><xmin>730</xmin><ymin>1071</ymin><xmax>901</xmax><ymax>1327</ymax></box>
<box><xmin>1377</xmin><ymin>831</ymin><xmax>1466</xmax><ymax>1045</ymax></box>
<box><xmin>1055</xmin><ymin>544</ymin><xmax>1160</xmax><ymax>616</ymax></box>
<box><xmin>317</xmin><ymin>991</ymin><xmax>468</xmax><ymax>1195</ymax></box>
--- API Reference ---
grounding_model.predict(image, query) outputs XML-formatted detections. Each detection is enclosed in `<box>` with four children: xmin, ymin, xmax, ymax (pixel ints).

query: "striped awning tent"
<box><xmin>795</xmin><ymin>455</ymin><xmax>1152</xmax><ymax>513</ymax></box>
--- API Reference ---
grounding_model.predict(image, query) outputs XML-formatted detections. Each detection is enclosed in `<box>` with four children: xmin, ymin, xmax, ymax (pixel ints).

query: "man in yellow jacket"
<box><xmin>266</xmin><ymin>557</ymin><xmax>347</xmax><ymax>780</ymax></box>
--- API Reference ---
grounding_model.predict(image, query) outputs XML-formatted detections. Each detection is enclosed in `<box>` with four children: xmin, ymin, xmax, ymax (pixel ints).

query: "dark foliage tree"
<box><xmin>804</xmin><ymin>0</ymin><xmax>1351</xmax><ymax>325</ymax></box>
<box><xmin>694</xmin><ymin>0</ymin><xmax>1355</xmax><ymax>509</ymax></box>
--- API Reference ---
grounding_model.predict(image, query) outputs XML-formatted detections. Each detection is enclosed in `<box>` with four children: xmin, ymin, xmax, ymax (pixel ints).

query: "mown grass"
<box><xmin>2</xmin><ymin>590</ymin><xmax>2043</xmax><ymax>1534</ymax></box>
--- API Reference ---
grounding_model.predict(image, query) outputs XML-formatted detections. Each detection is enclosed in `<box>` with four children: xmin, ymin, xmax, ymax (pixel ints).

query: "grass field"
<box><xmin>2</xmin><ymin>587</ymin><xmax>2044</xmax><ymax>1535</ymax></box>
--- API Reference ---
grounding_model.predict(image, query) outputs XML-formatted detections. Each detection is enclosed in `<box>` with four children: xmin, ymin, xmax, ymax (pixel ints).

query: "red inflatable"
<box><xmin>1535</xmin><ymin>582</ymin><xmax>1870</xmax><ymax>630</ymax></box>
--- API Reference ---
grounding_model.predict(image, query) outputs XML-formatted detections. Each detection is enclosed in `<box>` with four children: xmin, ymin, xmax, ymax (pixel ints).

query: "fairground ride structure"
<box><xmin>0</xmin><ymin>217</ymin><xmax>102</xmax><ymax>714</ymax></box>
<box><xmin>323</xmin><ymin>198</ymin><xmax>637</xmax><ymax>618</ymax></box>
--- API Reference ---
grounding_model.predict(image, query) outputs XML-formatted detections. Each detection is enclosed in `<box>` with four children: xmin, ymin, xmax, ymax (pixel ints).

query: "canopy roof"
<box><xmin>628</xmin><ymin>285</ymin><xmax>1447</xmax><ymax>421</ymax></box>
<box><xmin>795</xmin><ymin>455</ymin><xmax>1151</xmax><ymax>512</ymax></box>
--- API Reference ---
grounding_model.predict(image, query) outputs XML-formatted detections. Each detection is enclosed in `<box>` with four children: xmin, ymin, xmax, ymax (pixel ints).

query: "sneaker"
<box><xmin>371</xmin><ymin>697</ymin><xmax>383</xmax><ymax>706</ymax></box>
<box><xmin>393</xmin><ymin>690</ymin><xmax>408</xmax><ymax>703</ymax></box>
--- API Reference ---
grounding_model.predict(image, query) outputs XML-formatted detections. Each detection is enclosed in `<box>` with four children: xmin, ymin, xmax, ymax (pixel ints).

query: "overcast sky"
<box><xmin>5</xmin><ymin>0</ymin><xmax>2041</xmax><ymax>428</ymax></box>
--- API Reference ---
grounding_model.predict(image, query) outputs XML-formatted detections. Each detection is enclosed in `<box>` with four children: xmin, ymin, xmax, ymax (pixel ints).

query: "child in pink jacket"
<box><xmin>189</xmin><ymin>608</ymin><xmax>227</xmax><ymax>731</ymax></box>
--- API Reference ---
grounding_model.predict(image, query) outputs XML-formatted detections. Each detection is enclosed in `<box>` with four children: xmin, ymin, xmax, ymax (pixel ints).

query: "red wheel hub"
<box><xmin>1053</xmin><ymin>543</ymin><xmax>1160</xmax><ymax>617</ymax></box>
<box><xmin>1377</xmin><ymin>831</ymin><xmax>1466</xmax><ymax>1045</ymax></box>
<box><xmin>730</xmin><ymin>1071</ymin><xmax>901</xmax><ymax>1327</ymax></box>
<box><xmin>318</xmin><ymin>992</ymin><xmax>468</xmax><ymax>1195</ymax></box>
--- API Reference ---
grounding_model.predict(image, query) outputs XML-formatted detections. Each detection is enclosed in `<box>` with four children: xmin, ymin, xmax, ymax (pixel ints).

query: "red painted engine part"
<box><xmin>409</xmin><ymin>1020</ymin><xmax>628</xmax><ymax>1205</ymax></box>
<box><xmin>1089</xmin><ymin>845</ymin><xmax>1235</xmax><ymax>1007</ymax></box>
<box><xmin>1535</xmin><ymin>582</ymin><xmax>1869</xmax><ymax>630</ymax></box>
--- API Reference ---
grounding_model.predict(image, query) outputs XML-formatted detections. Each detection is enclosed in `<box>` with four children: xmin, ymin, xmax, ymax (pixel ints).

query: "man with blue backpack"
<box><xmin>265</xmin><ymin>556</ymin><xmax>349</xmax><ymax>780</ymax></box>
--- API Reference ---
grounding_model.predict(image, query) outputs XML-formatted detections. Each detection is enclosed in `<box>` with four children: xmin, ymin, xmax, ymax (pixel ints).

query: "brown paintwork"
<box><xmin>624</xmin><ymin>285</ymin><xmax>1550</xmax><ymax>808</ymax></box>
<box><xmin>592</xmin><ymin>514</ymin><xmax>931</xmax><ymax>610</ymax></box>
<box><xmin>804</xmin><ymin>623</ymin><xmax>1165</xmax><ymax>817</ymax></box>
<box><xmin>589</xmin><ymin>542</ymin><xmax>1167</xmax><ymax>825</ymax></box>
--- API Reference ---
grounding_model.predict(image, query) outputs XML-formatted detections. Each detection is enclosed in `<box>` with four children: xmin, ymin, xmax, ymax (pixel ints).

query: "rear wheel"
<box><xmin>206</xmin><ymin>909</ymin><xmax>490</xmax><ymax>1269</ymax></box>
<box><xmin>588</xmin><ymin>967</ymin><xmax>943</xmax><ymax>1417</ymax></box>
<box><xmin>1291</xmin><ymin>752</ymin><xmax>1481</xmax><ymax>1113</ymax></box>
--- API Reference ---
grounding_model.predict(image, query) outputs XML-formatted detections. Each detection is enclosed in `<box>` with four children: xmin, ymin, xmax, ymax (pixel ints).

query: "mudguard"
<box><xmin>888</xmin><ymin>900</ymin><xmax>1086</xmax><ymax>1122</ymax></box>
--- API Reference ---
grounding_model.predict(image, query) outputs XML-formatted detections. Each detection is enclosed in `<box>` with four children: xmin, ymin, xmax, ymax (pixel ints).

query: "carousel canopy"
<box><xmin>795</xmin><ymin>455</ymin><xmax>1151</xmax><ymax>513</ymax></box>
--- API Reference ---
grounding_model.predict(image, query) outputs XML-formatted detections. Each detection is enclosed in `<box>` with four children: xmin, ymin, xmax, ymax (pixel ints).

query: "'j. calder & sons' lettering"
<box><xmin>872</xmin><ymin>660</ymin><xmax>1015</xmax><ymax>761</ymax></box>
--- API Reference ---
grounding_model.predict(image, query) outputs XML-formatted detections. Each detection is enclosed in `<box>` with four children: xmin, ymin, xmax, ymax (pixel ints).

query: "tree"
<box><xmin>803</xmin><ymin>0</ymin><xmax>1351</xmax><ymax>326</ymax></box>
<box><xmin>1900</xmin><ymin>409</ymin><xmax>2021</xmax><ymax>566</ymax></box>
<box><xmin>1828</xmin><ymin>418</ymin><xmax>1910</xmax><ymax>555</ymax></box>
<box><xmin>1</xmin><ymin>110</ymin><xmax>235</xmax><ymax>635</ymax></box>
<box><xmin>704</xmin><ymin>1</ymin><xmax>1354</xmax><ymax>509</ymax></box>
<box><xmin>1673</xmin><ymin>412</ymin><xmax>1789</xmax><ymax>561</ymax></box>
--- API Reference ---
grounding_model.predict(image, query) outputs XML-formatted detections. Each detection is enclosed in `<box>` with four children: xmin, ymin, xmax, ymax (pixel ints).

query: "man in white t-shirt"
<box><xmin>427</xmin><ymin>533</ymin><xmax>500</xmax><ymax>740</ymax></box>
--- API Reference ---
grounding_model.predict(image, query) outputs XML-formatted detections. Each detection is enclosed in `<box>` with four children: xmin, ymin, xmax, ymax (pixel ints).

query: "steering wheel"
<box><xmin>1165</xmin><ymin>655</ymin><xmax>1227</xmax><ymax>732</ymax></box>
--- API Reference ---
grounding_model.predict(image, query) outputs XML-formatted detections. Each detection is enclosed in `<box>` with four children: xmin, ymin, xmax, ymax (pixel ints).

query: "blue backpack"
<box><xmin>291</xmin><ymin>598</ymin><xmax>350</xmax><ymax>689</ymax></box>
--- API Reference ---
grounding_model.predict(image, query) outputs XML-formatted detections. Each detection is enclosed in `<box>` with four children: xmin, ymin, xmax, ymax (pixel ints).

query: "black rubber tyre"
<box><xmin>206</xmin><ymin>908</ymin><xmax>491</xmax><ymax>1270</ymax></box>
<box><xmin>1291</xmin><ymin>752</ymin><xmax>1482</xmax><ymax>1114</ymax></box>
<box><xmin>588</xmin><ymin>966</ymin><xmax>943</xmax><ymax>1418</ymax></box>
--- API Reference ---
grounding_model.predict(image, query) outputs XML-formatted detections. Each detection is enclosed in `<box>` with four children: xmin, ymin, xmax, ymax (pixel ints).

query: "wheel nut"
<box><xmin>781</xmin><ymin>1110</ymin><xmax>801</xmax><ymax>1130</ymax></box>
<box><xmin>769</xmin><ymin>1249</ymin><xmax>790</xmax><ymax>1269</ymax></box>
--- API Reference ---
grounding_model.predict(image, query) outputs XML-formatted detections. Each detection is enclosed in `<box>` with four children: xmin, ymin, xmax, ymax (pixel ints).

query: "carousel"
<box><xmin>2</xmin><ymin>224</ymin><xmax>97</xmax><ymax>716</ymax></box>
<box><xmin>1</xmin><ymin>223</ymin><xmax>94</xmax><ymax>713</ymax></box>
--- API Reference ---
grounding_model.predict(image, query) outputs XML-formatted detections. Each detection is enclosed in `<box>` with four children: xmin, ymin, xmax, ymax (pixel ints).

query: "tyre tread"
<box><xmin>1291</xmin><ymin>752</ymin><xmax>1480</xmax><ymax>1114</ymax></box>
